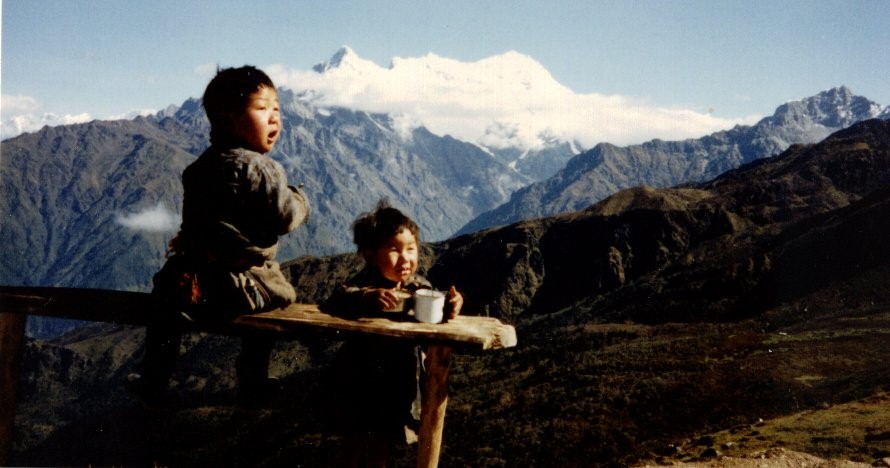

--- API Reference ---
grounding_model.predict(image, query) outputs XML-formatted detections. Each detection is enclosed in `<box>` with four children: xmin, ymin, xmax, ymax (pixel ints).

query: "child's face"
<box><xmin>367</xmin><ymin>228</ymin><xmax>419</xmax><ymax>285</ymax></box>
<box><xmin>228</xmin><ymin>85</ymin><xmax>281</xmax><ymax>153</ymax></box>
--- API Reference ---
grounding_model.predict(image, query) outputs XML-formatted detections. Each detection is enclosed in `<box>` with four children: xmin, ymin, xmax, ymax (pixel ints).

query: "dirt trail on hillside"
<box><xmin>638</xmin><ymin>448</ymin><xmax>881</xmax><ymax>467</ymax></box>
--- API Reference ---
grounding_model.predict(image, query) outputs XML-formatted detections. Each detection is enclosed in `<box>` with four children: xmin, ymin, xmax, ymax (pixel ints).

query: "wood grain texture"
<box><xmin>0</xmin><ymin>286</ymin><xmax>517</xmax><ymax>350</ymax></box>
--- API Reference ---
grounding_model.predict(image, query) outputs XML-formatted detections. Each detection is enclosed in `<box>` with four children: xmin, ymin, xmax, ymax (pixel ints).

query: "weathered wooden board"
<box><xmin>238</xmin><ymin>305</ymin><xmax>517</xmax><ymax>350</ymax></box>
<box><xmin>0</xmin><ymin>286</ymin><xmax>155</xmax><ymax>325</ymax></box>
<box><xmin>0</xmin><ymin>286</ymin><xmax>517</xmax><ymax>351</ymax></box>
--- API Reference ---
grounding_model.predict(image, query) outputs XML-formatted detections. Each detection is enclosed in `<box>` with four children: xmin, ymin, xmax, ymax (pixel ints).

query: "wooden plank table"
<box><xmin>0</xmin><ymin>286</ymin><xmax>517</xmax><ymax>467</ymax></box>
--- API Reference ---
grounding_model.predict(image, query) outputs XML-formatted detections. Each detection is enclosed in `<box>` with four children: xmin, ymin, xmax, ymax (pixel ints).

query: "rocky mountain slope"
<box><xmin>0</xmin><ymin>89</ymin><xmax>529</xmax><ymax>302</ymax></box>
<box><xmin>0</xmin><ymin>118</ymin><xmax>197</xmax><ymax>291</ymax></box>
<box><xmin>3</xmin><ymin>87</ymin><xmax>882</xmax><ymax>339</ymax></box>
<box><xmin>458</xmin><ymin>87</ymin><xmax>887</xmax><ymax>235</ymax></box>
<box><xmin>286</xmin><ymin>118</ymin><xmax>890</xmax><ymax>325</ymax></box>
<box><xmin>12</xmin><ymin>120</ymin><xmax>890</xmax><ymax>466</ymax></box>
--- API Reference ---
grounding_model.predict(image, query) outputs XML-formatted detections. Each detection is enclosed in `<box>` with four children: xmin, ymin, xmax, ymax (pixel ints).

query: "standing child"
<box><xmin>128</xmin><ymin>65</ymin><xmax>309</xmax><ymax>407</ymax></box>
<box><xmin>322</xmin><ymin>200</ymin><xmax>463</xmax><ymax>468</ymax></box>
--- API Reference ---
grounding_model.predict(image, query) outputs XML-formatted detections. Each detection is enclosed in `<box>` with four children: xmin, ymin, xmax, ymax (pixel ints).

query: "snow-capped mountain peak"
<box><xmin>273</xmin><ymin>48</ymin><xmax>746</xmax><ymax>153</ymax></box>
<box><xmin>770</xmin><ymin>86</ymin><xmax>884</xmax><ymax>128</ymax></box>
<box><xmin>312</xmin><ymin>45</ymin><xmax>378</xmax><ymax>75</ymax></box>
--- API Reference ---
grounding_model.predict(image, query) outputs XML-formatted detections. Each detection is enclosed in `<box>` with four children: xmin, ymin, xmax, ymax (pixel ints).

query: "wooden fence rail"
<box><xmin>0</xmin><ymin>285</ymin><xmax>517</xmax><ymax>467</ymax></box>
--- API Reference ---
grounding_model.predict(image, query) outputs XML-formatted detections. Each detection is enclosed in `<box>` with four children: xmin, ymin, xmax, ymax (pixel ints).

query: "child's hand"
<box><xmin>361</xmin><ymin>287</ymin><xmax>403</xmax><ymax>311</ymax></box>
<box><xmin>446</xmin><ymin>286</ymin><xmax>463</xmax><ymax>319</ymax></box>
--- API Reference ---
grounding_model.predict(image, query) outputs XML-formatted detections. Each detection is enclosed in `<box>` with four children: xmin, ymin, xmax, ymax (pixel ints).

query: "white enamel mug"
<box><xmin>413</xmin><ymin>289</ymin><xmax>445</xmax><ymax>323</ymax></box>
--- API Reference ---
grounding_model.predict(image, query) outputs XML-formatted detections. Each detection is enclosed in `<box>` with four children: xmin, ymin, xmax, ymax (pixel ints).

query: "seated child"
<box><xmin>322</xmin><ymin>199</ymin><xmax>462</xmax><ymax>467</ymax></box>
<box><xmin>128</xmin><ymin>65</ymin><xmax>309</xmax><ymax>407</ymax></box>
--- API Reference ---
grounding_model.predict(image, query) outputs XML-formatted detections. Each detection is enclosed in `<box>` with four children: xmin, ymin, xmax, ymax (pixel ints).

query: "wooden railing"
<box><xmin>0</xmin><ymin>285</ymin><xmax>517</xmax><ymax>467</ymax></box>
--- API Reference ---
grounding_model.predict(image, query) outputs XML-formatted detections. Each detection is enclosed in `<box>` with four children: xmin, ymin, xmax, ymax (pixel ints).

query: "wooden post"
<box><xmin>417</xmin><ymin>345</ymin><xmax>452</xmax><ymax>468</ymax></box>
<box><xmin>0</xmin><ymin>312</ymin><xmax>27</xmax><ymax>466</ymax></box>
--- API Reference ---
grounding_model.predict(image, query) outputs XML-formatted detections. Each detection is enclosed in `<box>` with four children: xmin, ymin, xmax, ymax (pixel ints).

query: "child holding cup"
<box><xmin>322</xmin><ymin>199</ymin><xmax>462</xmax><ymax>467</ymax></box>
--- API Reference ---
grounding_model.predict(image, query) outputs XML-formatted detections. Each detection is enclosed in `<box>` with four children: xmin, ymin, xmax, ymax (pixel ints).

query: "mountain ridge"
<box><xmin>3</xmin><ymin>87</ymin><xmax>886</xmax><ymax>341</ymax></box>
<box><xmin>457</xmin><ymin>86</ymin><xmax>887</xmax><ymax>235</ymax></box>
<box><xmin>1</xmin><ymin>88</ymin><xmax>533</xmax><ymax>338</ymax></box>
<box><xmin>279</xmin><ymin>119</ymin><xmax>890</xmax><ymax>324</ymax></box>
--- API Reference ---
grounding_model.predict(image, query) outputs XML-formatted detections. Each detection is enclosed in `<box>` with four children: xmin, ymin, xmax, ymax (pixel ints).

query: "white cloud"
<box><xmin>116</xmin><ymin>203</ymin><xmax>179</xmax><ymax>232</ymax></box>
<box><xmin>194</xmin><ymin>62</ymin><xmax>218</xmax><ymax>78</ymax></box>
<box><xmin>391</xmin><ymin>113</ymin><xmax>421</xmax><ymax>141</ymax></box>
<box><xmin>2</xmin><ymin>94</ymin><xmax>41</xmax><ymax>114</ymax></box>
<box><xmin>2</xmin><ymin>50</ymin><xmax>762</xmax><ymax>146</ymax></box>
<box><xmin>270</xmin><ymin>47</ymin><xmax>755</xmax><ymax>150</ymax></box>
<box><xmin>1</xmin><ymin>112</ymin><xmax>93</xmax><ymax>140</ymax></box>
<box><xmin>1</xmin><ymin>94</ymin><xmax>98</xmax><ymax>140</ymax></box>
<box><xmin>108</xmin><ymin>109</ymin><xmax>157</xmax><ymax>121</ymax></box>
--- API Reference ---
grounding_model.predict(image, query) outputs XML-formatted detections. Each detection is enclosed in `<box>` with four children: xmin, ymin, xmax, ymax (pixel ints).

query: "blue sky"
<box><xmin>2</xmin><ymin>0</ymin><xmax>889</xmax><ymax>141</ymax></box>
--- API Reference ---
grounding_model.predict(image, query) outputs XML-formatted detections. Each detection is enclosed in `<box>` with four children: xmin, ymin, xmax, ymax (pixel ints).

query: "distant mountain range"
<box><xmin>13</xmin><ymin>119</ymin><xmax>890</xmax><ymax>466</ymax></box>
<box><xmin>458</xmin><ymin>86</ymin><xmax>888</xmax><ymax>235</ymax></box>
<box><xmin>1</xmin><ymin>90</ymin><xmax>532</xmax><ymax>283</ymax></box>
<box><xmin>285</xmin><ymin>118</ymin><xmax>890</xmax><ymax>324</ymax></box>
<box><xmin>1</xmin><ymin>86</ymin><xmax>887</xmax><ymax>339</ymax></box>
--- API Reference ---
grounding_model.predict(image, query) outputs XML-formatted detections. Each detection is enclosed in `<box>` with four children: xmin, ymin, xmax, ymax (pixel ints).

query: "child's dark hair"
<box><xmin>353</xmin><ymin>199</ymin><xmax>420</xmax><ymax>253</ymax></box>
<box><xmin>202</xmin><ymin>65</ymin><xmax>276</xmax><ymax>144</ymax></box>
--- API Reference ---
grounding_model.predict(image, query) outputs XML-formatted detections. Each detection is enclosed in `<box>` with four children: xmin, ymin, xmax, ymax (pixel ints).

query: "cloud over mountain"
<box><xmin>1</xmin><ymin>94</ymin><xmax>94</xmax><ymax>140</ymax></box>
<box><xmin>3</xmin><ymin>48</ymin><xmax>760</xmax><ymax>145</ymax></box>
<box><xmin>268</xmin><ymin>47</ymin><xmax>753</xmax><ymax>150</ymax></box>
<box><xmin>116</xmin><ymin>203</ymin><xmax>179</xmax><ymax>232</ymax></box>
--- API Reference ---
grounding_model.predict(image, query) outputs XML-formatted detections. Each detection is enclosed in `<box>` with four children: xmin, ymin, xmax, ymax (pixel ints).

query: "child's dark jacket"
<box><xmin>322</xmin><ymin>267</ymin><xmax>431</xmax><ymax>439</ymax></box>
<box><xmin>157</xmin><ymin>144</ymin><xmax>309</xmax><ymax>313</ymax></box>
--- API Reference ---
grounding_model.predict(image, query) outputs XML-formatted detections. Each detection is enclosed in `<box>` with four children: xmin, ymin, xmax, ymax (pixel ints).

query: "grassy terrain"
<box><xmin>660</xmin><ymin>391</ymin><xmax>890</xmax><ymax>464</ymax></box>
<box><xmin>436</xmin><ymin>304</ymin><xmax>890</xmax><ymax>467</ymax></box>
<box><xmin>14</xmin><ymin>307</ymin><xmax>890</xmax><ymax>467</ymax></box>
